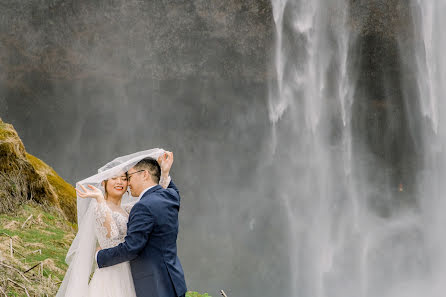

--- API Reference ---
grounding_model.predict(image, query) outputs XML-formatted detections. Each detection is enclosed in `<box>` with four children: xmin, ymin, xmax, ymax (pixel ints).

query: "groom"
<box><xmin>96</xmin><ymin>151</ymin><xmax>187</xmax><ymax>297</ymax></box>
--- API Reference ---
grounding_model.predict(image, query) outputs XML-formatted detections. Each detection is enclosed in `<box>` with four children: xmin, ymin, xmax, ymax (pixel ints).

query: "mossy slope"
<box><xmin>0</xmin><ymin>118</ymin><xmax>76</xmax><ymax>222</ymax></box>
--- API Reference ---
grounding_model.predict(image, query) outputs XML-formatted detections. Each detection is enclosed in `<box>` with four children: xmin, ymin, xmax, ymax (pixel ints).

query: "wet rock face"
<box><xmin>349</xmin><ymin>0</ymin><xmax>422</xmax><ymax>216</ymax></box>
<box><xmin>0</xmin><ymin>0</ymin><xmax>273</xmax><ymax>84</ymax></box>
<box><xmin>0</xmin><ymin>0</ymin><xmax>274</xmax><ymax>182</ymax></box>
<box><xmin>349</xmin><ymin>0</ymin><xmax>414</xmax><ymax>38</ymax></box>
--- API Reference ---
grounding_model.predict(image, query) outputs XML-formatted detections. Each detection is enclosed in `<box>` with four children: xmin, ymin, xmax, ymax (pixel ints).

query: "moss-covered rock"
<box><xmin>0</xmin><ymin>118</ymin><xmax>76</xmax><ymax>222</ymax></box>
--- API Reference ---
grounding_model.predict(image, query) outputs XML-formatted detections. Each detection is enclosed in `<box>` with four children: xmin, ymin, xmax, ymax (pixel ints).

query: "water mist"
<box><xmin>269</xmin><ymin>0</ymin><xmax>446</xmax><ymax>296</ymax></box>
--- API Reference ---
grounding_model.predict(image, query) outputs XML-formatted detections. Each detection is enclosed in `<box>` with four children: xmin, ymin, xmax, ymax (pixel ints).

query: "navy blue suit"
<box><xmin>97</xmin><ymin>181</ymin><xmax>187</xmax><ymax>297</ymax></box>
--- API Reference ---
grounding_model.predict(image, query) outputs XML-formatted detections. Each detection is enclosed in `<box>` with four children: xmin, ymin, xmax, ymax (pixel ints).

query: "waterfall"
<box><xmin>410</xmin><ymin>0</ymin><xmax>446</xmax><ymax>295</ymax></box>
<box><xmin>269</xmin><ymin>0</ymin><xmax>446</xmax><ymax>296</ymax></box>
<box><xmin>269</xmin><ymin>1</ymin><xmax>358</xmax><ymax>296</ymax></box>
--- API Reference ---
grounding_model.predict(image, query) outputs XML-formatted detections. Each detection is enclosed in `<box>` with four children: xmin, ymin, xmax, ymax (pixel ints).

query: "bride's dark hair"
<box><xmin>102</xmin><ymin>180</ymin><xmax>109</xmax><ymax>200</ymax></box>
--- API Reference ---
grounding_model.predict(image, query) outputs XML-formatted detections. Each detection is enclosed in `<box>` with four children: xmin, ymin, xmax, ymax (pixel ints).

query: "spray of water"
<box><xmin>408</xmin><ymin>1</ymin><xmax>446</xmax><ymax>296</ymax></box>
<box><xmin>269</xmin><ymin>0</ymin><xmax>446</xmax><ymax>296</ymax></box>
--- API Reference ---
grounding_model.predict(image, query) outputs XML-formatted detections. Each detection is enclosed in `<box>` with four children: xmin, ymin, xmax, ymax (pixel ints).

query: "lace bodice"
<box><xmin>93</xmin><ymin>175</ymin><xmax>171</xmax><ymax>249</ymax></box>
<box><xmin>94</xmin><ymin>202</ymin><xmax>129</xmax><ymax>249</ymax></box>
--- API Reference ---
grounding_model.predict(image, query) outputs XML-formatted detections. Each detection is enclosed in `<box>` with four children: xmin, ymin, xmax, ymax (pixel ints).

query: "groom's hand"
<box><xmin>95</xmin><ymin>246</ymin><xmax>102</xmax><ymax>266</ymax></box>
<box><xmin>158</xmin><ymin>151</ymin><xmax>174</xmax><ymax>174</ymax></box>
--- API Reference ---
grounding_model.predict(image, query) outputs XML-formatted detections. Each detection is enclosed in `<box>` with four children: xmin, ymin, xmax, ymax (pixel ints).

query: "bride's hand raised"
<box><xmin>158</xmin><ymin>151</ymin><xmax>174</xmax><ymax>174</ymax></box>
<box><xmin>76</xmin><ymin>184</ymin><xmax>105</xmax><ymax>203</ymax></box>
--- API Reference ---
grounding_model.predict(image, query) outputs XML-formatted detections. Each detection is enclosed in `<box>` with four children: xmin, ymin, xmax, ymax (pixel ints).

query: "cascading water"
<box><xmin>409</xmin><ymin>0</ymin><xmax>446</xmax><ymax>295</ymax></box>
<box><xmin>269</xmin><ymin>0</ymin><xmax>446</xmax><ymax>296</ymax></box>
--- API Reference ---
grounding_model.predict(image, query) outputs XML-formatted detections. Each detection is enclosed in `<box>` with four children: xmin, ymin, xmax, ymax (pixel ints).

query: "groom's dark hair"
<box><xmin>134</xmin><ymin>157</ymin><xmax>161</xmax><ymax>183</ymax></box>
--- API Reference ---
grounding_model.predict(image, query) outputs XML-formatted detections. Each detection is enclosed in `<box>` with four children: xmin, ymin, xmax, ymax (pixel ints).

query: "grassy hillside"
<box><xmin>0</xmin><ymin>204</ymin><xmax>76</xmax><ymax>296</ymax></box>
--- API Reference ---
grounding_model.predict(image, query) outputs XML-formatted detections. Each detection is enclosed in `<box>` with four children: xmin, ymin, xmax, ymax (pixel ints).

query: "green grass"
<box><xmin>186</xmin><ymin>292</ymin><xmax>212</xmax><ymax>297</ymax></box>
<box><xmin>0</xmin><ymin>204</ymin><xmax>74</xmax><ymax>278</ymax></box>
<box><xmin>0</xmin><ymin>203</ymin><xmax>75</xmax><ymax>296</ymax></box>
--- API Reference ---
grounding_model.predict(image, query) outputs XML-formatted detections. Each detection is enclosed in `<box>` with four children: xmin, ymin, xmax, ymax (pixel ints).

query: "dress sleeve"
<box><xmin>159</xmin><ymin>175</ymin><xmax>171</xmax><ymax>189</ymax></box>
<box><xmin>94</xmin><ymin>201</ymin><xmax>119</xmax><ymax>248</ymax></box>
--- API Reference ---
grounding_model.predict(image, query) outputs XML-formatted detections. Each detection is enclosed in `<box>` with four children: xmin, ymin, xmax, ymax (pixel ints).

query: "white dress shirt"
<box><xmin>137</xmin><ymin>184</ymin><xmax>157</xmax><ymax>200</ymax></box>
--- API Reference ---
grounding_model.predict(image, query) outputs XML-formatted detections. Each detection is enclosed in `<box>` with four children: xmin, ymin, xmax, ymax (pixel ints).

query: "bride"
<box><xmin>56</xmin><ymin>148</ymin><xmax>173</xmax><ymax>297</ymax></box>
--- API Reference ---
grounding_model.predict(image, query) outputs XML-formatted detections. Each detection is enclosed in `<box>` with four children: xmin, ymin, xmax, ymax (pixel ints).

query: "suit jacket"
<box><xmin>97</xmin><ymin>181</ymin><xmax>187</xmax><ymax>297</ymax></box>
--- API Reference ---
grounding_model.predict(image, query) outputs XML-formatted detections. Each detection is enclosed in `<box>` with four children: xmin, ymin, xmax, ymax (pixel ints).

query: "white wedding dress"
<box><xmin>88</xmin><ymin>202</ymin><xmax>136</xmax><ymax>297</ymax></box>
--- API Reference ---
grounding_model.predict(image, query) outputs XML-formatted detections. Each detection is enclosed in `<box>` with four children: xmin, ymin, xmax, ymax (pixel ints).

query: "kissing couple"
<box><xmin>56</xmin><ymin>149</ymin><xmax>187</xmax><ymax>297</ymax></box>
